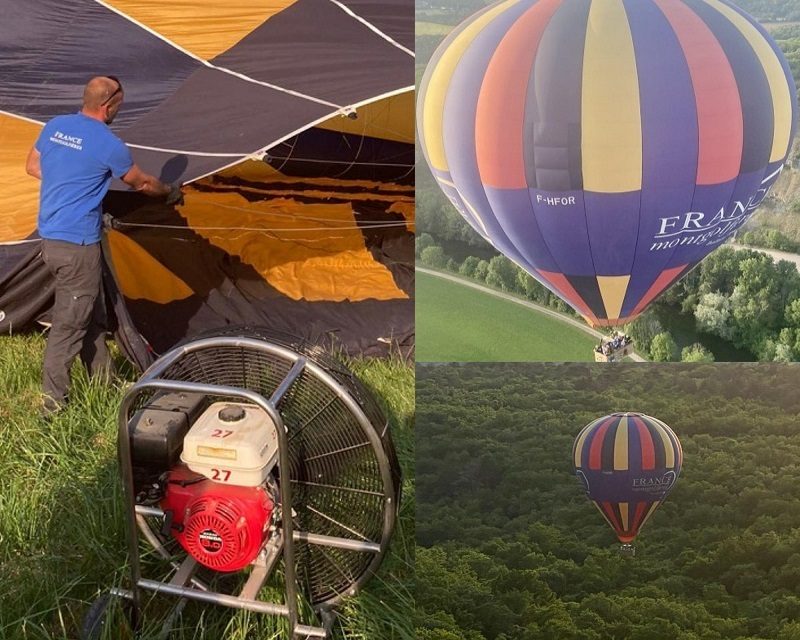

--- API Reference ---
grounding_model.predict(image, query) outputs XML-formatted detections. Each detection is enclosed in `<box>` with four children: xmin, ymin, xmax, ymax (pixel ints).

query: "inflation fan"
<box><xmin>83</xmin><ymin>330</ymin><xmax>401</xmax><ymax>639</ymax></box>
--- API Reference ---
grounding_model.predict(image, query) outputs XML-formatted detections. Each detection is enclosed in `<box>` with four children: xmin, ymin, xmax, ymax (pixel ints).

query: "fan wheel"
<box><xmin>129</xmin><ymin>327</ymin><xmax>401</xmax><ymax>608</ymax></box>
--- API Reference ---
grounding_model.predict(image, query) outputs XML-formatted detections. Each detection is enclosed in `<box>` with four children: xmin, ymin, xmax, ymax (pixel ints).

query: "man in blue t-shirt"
<box><xmin>26</xmin><ymin>75</ymin><xmax>183</xmax><ymax>417</ymax></box>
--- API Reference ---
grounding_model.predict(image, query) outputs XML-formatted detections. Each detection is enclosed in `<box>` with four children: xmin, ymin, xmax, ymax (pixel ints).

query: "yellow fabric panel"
<box><xmin>650</xmin><ymin>419</ymin><xmax>676</xmax><ymax>468</ymax></box>
<box><xmin>202</xmin><ymin>164</ymin><xmax>413</xmax><ymax>225</ymax></box>
<box><xmin>179</xmin><ymin>190</ymin><xmax>407</xmax><ymax>302</ymax></box>
<box><xmin>653</xmin><ymin>417</ymin><xmax>682</xmax><ymax>461</ymax></box>
<box><xmin>215</xmin><ymin>161</ymin><xmax>413</xmax><ymax>195</ymax></box>
<box><xmin>216</xmin><ymin>160</ymin><xmax>284</xmax><ymax>182</ymax></box>
<box><xmin>701</xmin><ymin>0</ymin><xmax>793</xmax><ymax>163</ymax></box>
<box><xmin>106</xmin><ymin>1</ymin><xmax>296</xmax><ymax>59</ymax></box>
<box><xmin>318</xmin><ymin>92</ymin><xmax>414</xmax><ymax>144</ymax></box>
<box><xmin>619</xmin><ymin>502</ymin><xmax>629</xmax><ymax>530</ymax></box>
<box><xmin>209</xmin><ymin>182</ymin><xmax>413</xmax><ymax>205</ymax></box>
<box><xmin>105</xmin><ymin>230</ymin><xmax>194</xmax><ymax>303</ymax></box>
<box><xmin>597</xmin><ymin>275</ymin><xmax>631</xmax><ymax>321</ymax></box>
<box><xmin>614</xmin><ymin>416</ymin><xmax>629</xmax><ymax>471</ymax></box>
<box><xmin>582</xmin><ymin>0</ymin><xmax>642</xmax><ymax>193</ymax></box>
<box><xmin>0</xmin><ymin>116</ymin><xmax>41</xmax><ymax>242</ymax></box>
<box><xmin>422</xmin><ymin>0</ymin><xmax>520</xmax><ymax>172</ymax></box>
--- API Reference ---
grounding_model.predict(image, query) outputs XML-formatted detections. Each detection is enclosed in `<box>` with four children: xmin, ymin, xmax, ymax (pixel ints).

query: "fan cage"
<box><xmin>126</xmin><ymin>327</ymin><xmax>401</xmax><ymax>606</ymax></box>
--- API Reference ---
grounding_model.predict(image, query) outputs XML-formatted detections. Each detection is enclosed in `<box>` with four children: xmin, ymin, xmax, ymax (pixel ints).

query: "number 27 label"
<box><xmin>211</xmin><ymin>468</ymin><xmax>231</xmax><ymax>482</ymax></box>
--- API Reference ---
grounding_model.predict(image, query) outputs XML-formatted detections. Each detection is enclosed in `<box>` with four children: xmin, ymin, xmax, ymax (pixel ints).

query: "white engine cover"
<box><xmin>181</xmin><ymin>402</ymin><xmax>279</xmax><ymax>486</ymax></box>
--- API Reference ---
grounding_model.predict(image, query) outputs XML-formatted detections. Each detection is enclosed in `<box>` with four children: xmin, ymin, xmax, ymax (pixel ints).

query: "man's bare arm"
<box><xmin>26</xmin><ymin>147</ymin><xmax>42</xmax><ymax>180</ymax></box>
<box><xmin>121</xmin><ymin>164</ymin><xmax>172</xmax><ymax>197</ymax></box>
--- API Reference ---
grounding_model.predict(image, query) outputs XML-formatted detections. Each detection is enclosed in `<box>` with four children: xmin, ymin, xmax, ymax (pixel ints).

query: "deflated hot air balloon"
<box><xmin>573</xmin><ymin>412</ymin><xmax>682</xmax><ymax>553</ymax></box>
<box><xmin>0</xmin><ymin>0</ymin><xmax>414</xmax><ymax>367</ymax></box>
<box><xmin>418</xmin><ymin>0</ymin><xmax>798</xmax><ymax>327</ymax></box>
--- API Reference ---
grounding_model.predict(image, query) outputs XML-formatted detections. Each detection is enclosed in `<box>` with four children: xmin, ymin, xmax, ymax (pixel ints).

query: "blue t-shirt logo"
<box><xmin>36</xmin><ymin>112</ymin><xmax>133</xmax><ymax>245</ymax></box>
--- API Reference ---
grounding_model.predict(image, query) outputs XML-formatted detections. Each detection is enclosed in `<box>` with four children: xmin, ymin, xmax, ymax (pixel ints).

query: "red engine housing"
<box><xmin>161</xmin><ymin>466</ymin><xmax>274</xmax><ymax>572</ymax></box>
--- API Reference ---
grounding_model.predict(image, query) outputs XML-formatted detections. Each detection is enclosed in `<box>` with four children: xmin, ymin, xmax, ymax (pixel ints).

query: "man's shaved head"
<box><xmin>83</xmin><ymin>76</ymin><xmax>123</xmax><ymax>110</ymax></box>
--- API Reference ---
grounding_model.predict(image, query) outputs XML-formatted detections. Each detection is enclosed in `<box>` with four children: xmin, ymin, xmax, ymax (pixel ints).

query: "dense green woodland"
<box><xmin>416</xmin><ymin>363</ymin><xmax>800</xmax><ymax>640</ymax></box>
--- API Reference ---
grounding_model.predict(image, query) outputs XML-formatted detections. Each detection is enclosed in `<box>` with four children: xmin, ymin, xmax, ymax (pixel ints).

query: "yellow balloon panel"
<box><xmin>105</xmin><ymin>230</ymin><xmax>194</xmax><ymax>303</ymax></box>
<box><xmin>318</xmin><ymin>92</ymin><xmax>415</xmax><ymax>144</ymax></box>
<box><xmin>179</xmin><ymin>190</ymin><xmax>408</xmax><ymax>302</ymax></box>
<box><xmin>106</xmin><ymin>0</ymin><xmax>297</xmax><ymax>60</ymax></box>
<box><xmin>0</xmin><ymin>115</ymin><xmax>41</xmax><ymax>242</ymax></box>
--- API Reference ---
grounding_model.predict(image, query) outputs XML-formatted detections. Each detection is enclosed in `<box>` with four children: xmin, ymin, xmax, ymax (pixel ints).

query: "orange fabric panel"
<box><xmin>106</xmin><ymin>1</ymin><xmax>297</xmax><ymax>59</ymax></box>
<box><xmin>0</xmin><ymin>116</ymin><xmax>41</xmax><ymax>242</ymax></box>
<box><xmin>179</xmin><ymin>190</ymin><xmax>408</xmax><ymax>302</ymax></box>
<box><xmin>388</xmin><ymin>201</ymin><xmax>415</xmax><ymax>232</ymax></box>
<box><xmin>215</xmin><ymin>160</ymin><xmax>414</xmax><ymax>195</ymax></box>
<box><xmin>204</xmin><ymin>165</ymin><xmax>413</xmax><ymax>225</ymax></box>
<box><xmin>317</xmin><ymin>92</ymin><xmax>415</xmax><ymax>143</ymax></box>
<box><xmin>105</xmin><ymin>230</ymin><xmax>194</xmax><ymax>303</ymax></box>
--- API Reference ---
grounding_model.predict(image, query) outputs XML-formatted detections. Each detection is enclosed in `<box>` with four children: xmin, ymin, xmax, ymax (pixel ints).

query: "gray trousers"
<box><xmin>41</xmin><ymin>239</ymin><xmax>111</xmax><ymax>405</ymax></box>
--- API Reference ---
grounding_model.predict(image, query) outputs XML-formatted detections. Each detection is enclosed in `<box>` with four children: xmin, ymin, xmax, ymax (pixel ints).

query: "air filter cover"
<box><xmin>182</xmin><ymin>402</ymin><xmax>279</xmax><ymax>486</ymax></box>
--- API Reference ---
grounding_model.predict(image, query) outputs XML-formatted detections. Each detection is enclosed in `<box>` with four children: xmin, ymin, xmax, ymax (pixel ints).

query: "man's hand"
<box><xmin>102</xmin><ymin>212</ymin><xmax>121</xmax><ymax>230</ymax></box>
<box><xmin>122</xmin><ymin>164</ymin><xmax>174</xmax><ymax>199</ymax></box>
<box><xmin>165</xmin><ymin>183</ymin><xmax>184</xmax><ymax>206</ymax></box>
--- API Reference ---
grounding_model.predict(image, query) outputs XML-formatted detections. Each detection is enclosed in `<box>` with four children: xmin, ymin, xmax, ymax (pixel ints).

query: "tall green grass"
<box><xmin>0</xmin><ymin>334</ymin><xmax>414</xmax><ymax>640</ymax></box>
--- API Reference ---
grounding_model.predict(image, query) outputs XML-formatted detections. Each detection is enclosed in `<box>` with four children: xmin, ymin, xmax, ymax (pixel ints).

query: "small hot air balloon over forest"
<box><xmin>418</xmin><ymin>0</ymin><xmax>798</xmax><ymax>327</ymax></box>
<box><xmin>573</xmin><ymin>412</ymin><xmax>683</xmax><ymax>553</ymax></box>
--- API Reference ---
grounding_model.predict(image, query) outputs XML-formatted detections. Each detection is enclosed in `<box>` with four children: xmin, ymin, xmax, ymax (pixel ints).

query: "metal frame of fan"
<box><xmin>88</xmin><ymin>332</ymin><xmax>401</xmax><ymax>639</ymax></box>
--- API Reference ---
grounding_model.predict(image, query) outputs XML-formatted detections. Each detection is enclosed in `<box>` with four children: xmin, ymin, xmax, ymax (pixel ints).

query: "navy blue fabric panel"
<box><xmin>0</xmin><ymin>240</ymin><xmax>53</xmax><ymax>333</ymax></box>
<box><xmin>116</xmin><ymin>67</ymin><xmax>330</xmax><ymax>184</ymax></box>
<box><xmin>0</xmin><ymin>0</ymin><xmax>199</xmax><ymax>130</ymax></box>
<box><xmin>266</xmin><ymin>127</ymin><xmax>414</xmax><ymax>183</ymax></box>
<box><xmin>108</xmin><ymin>149</ymin><xmax>228</xmax><ymax>188</ymax></box>
<box><xmin>212</xmin><ymin>0</ymin><xmax>412</xmax><ymax>105</ymax></box>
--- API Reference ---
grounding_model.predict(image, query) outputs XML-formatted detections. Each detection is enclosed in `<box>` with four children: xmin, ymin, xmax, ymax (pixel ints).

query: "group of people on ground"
<box><xmin>595</xmin><ymin>332</ymin><xmax>633</xmax><ymax>359</ymax></box>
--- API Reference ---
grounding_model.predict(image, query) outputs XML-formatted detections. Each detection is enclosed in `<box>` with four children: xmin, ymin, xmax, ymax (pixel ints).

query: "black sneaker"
<box><xmin>40</xmin><ymin>396</ymin><xmax>65</xmax><ymax>421</ymax></box>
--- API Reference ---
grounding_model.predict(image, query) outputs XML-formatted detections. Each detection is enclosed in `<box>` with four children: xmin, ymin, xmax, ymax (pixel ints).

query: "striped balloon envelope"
<box><xmin>418</xmin><ymin>0</ymin><xmax>798</xmax><ymax>327</ymax></box>
<box><xmin>572</xmin><ymin>413</ymin><xmax>682</xmax><ymax>544</ymax></box>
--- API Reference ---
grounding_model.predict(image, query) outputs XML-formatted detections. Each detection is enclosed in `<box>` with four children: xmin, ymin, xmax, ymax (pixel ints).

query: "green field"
<box><xmin>0</xmin><ymin>334</ymin><xmax>413</xmax><ymax>640</ymax></box>
<box><xmin>415</xmin><ymin>21</ymin><xmax>452</xmax><ymax>35</ymax></box>
<box><xmin>416</xmin><ymin>271</ymin><xmax>598</xmax><ymax>362</ymax></box>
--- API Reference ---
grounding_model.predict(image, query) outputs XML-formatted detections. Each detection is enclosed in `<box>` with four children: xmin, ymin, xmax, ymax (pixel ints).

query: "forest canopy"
<box><xmin>417</xmin><ymin>363</ymin><xmax>800</xmax><ymax>640</ymax></box>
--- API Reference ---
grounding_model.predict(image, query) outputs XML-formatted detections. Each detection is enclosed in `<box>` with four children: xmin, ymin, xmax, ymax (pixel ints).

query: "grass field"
<box><xmin>416</xmin><ymin>271</ymin><xmax>598</xmax><ymax>362</ymax></box>
<box><xmin>0</xmin><ymin>334</ymin><xmax>413</xmax><ymax>640</ymax></box>
<box><xmin>415</xmin><ymin>21</ymin><xmax>451</xmax><ymax>35</ymax></box>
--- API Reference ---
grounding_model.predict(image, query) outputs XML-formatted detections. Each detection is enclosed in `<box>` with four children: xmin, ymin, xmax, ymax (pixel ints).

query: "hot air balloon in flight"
<box><xmin>573</xmin><ymin>412</ymin><xmax>682</xmax><ymax>553</ymax></box>
<box><xmin>418</xmin><ymin>0</ymin><xmax>798</xmax><ymax>327</ymax></box>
